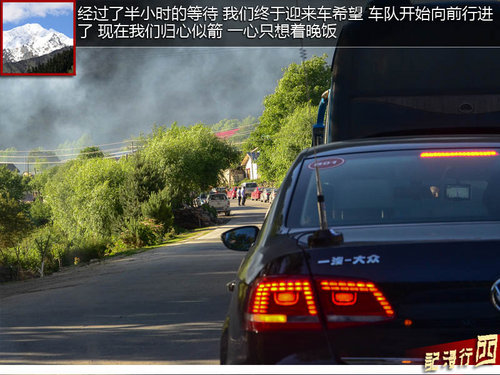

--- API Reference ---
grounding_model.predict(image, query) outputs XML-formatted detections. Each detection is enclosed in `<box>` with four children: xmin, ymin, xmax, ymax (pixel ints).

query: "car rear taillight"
<box><xmin>317</xmin><ymin>279</ymin><xmax>395</xmax><ymax>329</ymax></box>
<box><xmin>246</xmin><ymin>276</ymin><xmax>321</xmax><ymax>332</ymax></box>
<box><xmin>245</xmin><ymin>276</ymin><xmax>395</xmax><ymax>332</ymax></box>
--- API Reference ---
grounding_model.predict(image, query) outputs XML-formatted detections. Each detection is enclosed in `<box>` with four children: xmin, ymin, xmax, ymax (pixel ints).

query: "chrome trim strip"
<box><xmin>341</xmin><ymin>357</ymin><xmax>422</xmax><ymax>365</ymax></box>
<box><xmin>327</xmin><ymin>315</ymin><xmax>389</xmax><ymax>322</ymax></box>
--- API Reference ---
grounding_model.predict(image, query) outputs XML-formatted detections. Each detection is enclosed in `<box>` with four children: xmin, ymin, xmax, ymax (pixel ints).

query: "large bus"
<box><xmin>314</xmin><ymin>1</ymin><xmax>500</xmax><ymax>145</ymax></box>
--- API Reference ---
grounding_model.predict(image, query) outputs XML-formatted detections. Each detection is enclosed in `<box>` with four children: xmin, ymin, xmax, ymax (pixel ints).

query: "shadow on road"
<box><xmin>0</xmin><ymin>200</ymin><xmax>269</xmax><ymax>364</ymax></box>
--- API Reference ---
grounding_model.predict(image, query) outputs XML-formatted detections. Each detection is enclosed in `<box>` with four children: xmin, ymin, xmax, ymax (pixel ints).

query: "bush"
<box><xmin>29</xmin><ymin>198</ymin><xmax>52</xmax><ymax>227</ymax></box>
<box><xmin>119</xmin><ymin>218</ymin><xmax>164</xmax><ymax>249</ymax></box>
<box><xmin>141</xmin><ymin>190</ymin><xmax>174</xmax><ymax>230</ymax></box>
<box><xmin>13</xmin><ymin>227</ymin><xmax>60</xmax><ymax>277</ymax></box>
<box><xmin>201</xmin><ymin>203</ymin><xmax>217</xmax><ymax>220</ymax></box>
<box><xmin>1</xmin><ymin>244</ymin><xmax>41</xmax><ymax>280</ymax></box>
<box><xmin>65</xmin><ymin>236</ymin><xmax>108</xmax><ymax>264</ymax></box>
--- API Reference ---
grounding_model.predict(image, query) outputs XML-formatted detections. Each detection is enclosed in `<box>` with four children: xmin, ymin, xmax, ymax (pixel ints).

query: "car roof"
<box><xmin>302</xmin><ymin>135</ymin><xmax>500</xmax><ymax>160</ymax></box>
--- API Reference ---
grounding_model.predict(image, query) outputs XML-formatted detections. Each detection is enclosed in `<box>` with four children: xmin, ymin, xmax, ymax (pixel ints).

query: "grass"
<box><xmin>105</xmin><ymin>226</ymin><xmax>214</xmax><ymax>259</ymax></box>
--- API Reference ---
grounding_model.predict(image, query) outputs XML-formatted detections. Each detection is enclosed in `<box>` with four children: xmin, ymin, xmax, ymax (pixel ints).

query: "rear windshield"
<box><xmin>245</xmin><ymin>183</ymin><xmax>257</xmax><ymax>188</ymax></box>
<box><xmin>287</xmin><ymin>149</ymin><xmax>500</xmax><ymax>228</ymax></box>
<box><xmin>330</xmin><ymin>48</ymin><xmax>500</xmax><ymax>140</ymax></box>
<box><xmin>210</xmin><ymin>194</ymin><xmax>227</xmax><ymax>200</ymax></box>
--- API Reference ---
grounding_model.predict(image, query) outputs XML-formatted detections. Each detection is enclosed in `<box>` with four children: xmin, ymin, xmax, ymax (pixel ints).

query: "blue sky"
<box><xmin>3</xmin><ymin>2</ymin><xmax>73</xmax><ymax>38</ymax></box>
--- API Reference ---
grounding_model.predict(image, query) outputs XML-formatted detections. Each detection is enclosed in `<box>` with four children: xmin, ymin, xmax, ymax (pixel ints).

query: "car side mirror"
<box><xmin>221</xmin><ymin>226</ymin><xmax>259</xmax><ymax>251</ymax></box>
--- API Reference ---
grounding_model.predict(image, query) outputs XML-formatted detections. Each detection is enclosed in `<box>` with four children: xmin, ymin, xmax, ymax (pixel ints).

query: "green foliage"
<box><xmin>119</xmin><ymin>152</ymin><xmax>165</xmax><ymax>222</ymax></box>
<box><xmin>43</xmin><ymin>158</ymin><xmax>127</xmax><ymax>241</ymax></box>
<box><xmin>28</xmin><ymin>48</ymin><xmax>74</xmax><ymax>74</ymax></box>
<box><xmin>247</xmin><ymin>55</ymin><xmax>330</xmax><ymax>182</ymax></box>
<box><xmin>29</xmin><ymin>198</ymin><xmax>52</xmax><ymax>227</ymax></box>
<box><xmin>143</xmin><ymin>124</ymin><xmax>240</xmax><ymax>207</ymax></box>
<box><xmin>271</xmin><ymin>104</ymin><xmax>316</xmax><ymax>184</ymax></box>
<box><xmin>0</xmin><ymin>242</ymin><xmax>39</xmax><ymax>280</ymax></box>
<box><xmin>28</xmin><ymin>148</ymin><xmax>60</xmax><ymax>173</ymax></box>
<box><xmin>30</xmin><ymin>226</ymin><xmax>54</xmax><ymax>277</ymax></box>
<box><xmin>29</xmin><ymin>166</ymin><xmax>59</xmax><ymax>195</ymax></box>
<box><xmin>0</xmin><ymin>124</ymin><xmax>241</xmax><ymax>279</ymax></box>
<box><xmin>201</xmin><ymin>203</ymin><xmax>217</xmax><ymax>220</ymax></box>
<box><xmin>56</xmin><ymin>134</ymin><xmax>93</xmax><ymax>157</ymax></box>
<box><xmin>0</xmin><ymin>165</ymin><xmax>24</xmax><ymax>200</ymax></box>
<box><xmin>79</xmin><ymin>146</ymin><xmax>104</xmax><ymax>160</ymax></box>
<box><xmin>118</xmin><ymin>218</ymin><xmax>164</xmax><ymax>249</ymax></box>
<box><xmin>67</xmin><ymin>236</ymin><xmax>108</xmax><ymax>263</ymax></box>
<box><xmin>4</xmin><ymin>226</ymin><xmax>65</xmax><ymax>278</ymax></box>
<box><xmin>141</xmin><ymin>190</ymin><xmax>174</xmax><ymax>230</ymax></box>
<box><xmin>0</xmin><ymin>194</ymin><xmax>31</xmax><ymax>251</ymax></box>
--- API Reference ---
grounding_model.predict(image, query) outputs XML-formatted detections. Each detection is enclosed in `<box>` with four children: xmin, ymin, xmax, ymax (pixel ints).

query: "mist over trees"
<box><xmin>0</xmin><ymin>124</ymin><xmax>238</xmax><ymax>280</ymax></box>
<box><xmin>0</xmin><ymin>53</ymin><xmax>329</xmax><ymax>281</ymax></box>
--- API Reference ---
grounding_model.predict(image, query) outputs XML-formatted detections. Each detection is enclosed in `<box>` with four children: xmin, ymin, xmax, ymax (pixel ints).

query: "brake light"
<box><xmin>317</xmin><ymin>279</ymin><xmax>395</xmax><ymax>328</ymax></box>
<box><xmin>246</xmin><ymin>276</ymin><xmax>395</xmax><ymax>332</ymax></box>
<box><xmin>332</xmin><ymin>291</ymin><xmax>357</xmax><ymax>306</ymax></box>
<box><xmin>420</xmin><ymin>150</ymin><xmax>498</xmax><ymax>158</ymax></box>
<box><xmin>246</xmin><ymin>276</ymin><xmax>321</xmax><ymax>332</ymax></box>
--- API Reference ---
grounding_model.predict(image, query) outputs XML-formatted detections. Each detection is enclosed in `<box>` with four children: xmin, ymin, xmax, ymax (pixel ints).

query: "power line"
<box><xmin>0</xmin><ymin>123</ymin><xmax>258</xmax><ymax>167</ymax></box>
<box><xmin>0</xmin><ymin>139</ymin><xmax>139</xmax><ymax>154</ymax></box>
<box><xmin>0</xmin><ymin>150</ymin><xmax>138</xmax><ymax>166</ymax></box>
<box><xmin>0</xmin><ymin>123</ymin><xmax>256</xmax><ymax>155</ymax></box>
<box><xmin>0</xmin><ymin>146</ymin><xmax>142</xmax><ymax>160</ymax></box>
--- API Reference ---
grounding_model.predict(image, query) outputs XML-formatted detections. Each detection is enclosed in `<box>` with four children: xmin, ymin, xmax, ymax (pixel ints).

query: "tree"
<box><xmin>143</xmin><ymin>124</ymin><xmax>240</xmax><ymax>207</ymax></box>
<box><xmin>141</xmin><ymin>190</ymin><xmax>174</xmax><ymax>230</ymax></box>
<box><xmin>0</xmin><ymin>194</ymin><xmax>31</xmax><ymax>252</ymax></box>
<box><xmin>0</xmin><ymin>165</ymin><xmax>24</xmax><ymax>200</ymax></box>
<box><xmin>79</xmin><ymin>146</ymin><xmax>104</xmax><ymax>160</ymax></box>
<box><xmin>56</xmin><ymin>134</ymin><xmax>93</xmax><ymax>157</ymax></box>
<box><xmin>28</xmin><ymin>148</ymin><xmax>60</xmax><ymax>173</ymax></box>
<box><xmin>43</xmin><ymin>158</ymin><xmax>127</xmax><ymax>241</ymax></box>
<box><xmin>246</xmin><ymin>55</ymin><xmax>330</xmax><ymax>181</ymax></box>
<box><xmin>272</xmin><ymin>104</ymin><xmax>316</xmax><ymax>184</ymax></box>
<box><xmin>27</xmin><ymin>48</ymin><xmax>74</xmax><ymax>74</ymax></box>
<box><xmin>119</xmin><ymin>152</ymin><xmax>165</xmax><ymax>222</ymax></box>
<box><xmin>32</xmin><ymin>227</ymin><xmax>53</xmax><ymax>277</ymax></box>
<box><xmin>29</xmin><ymin>198</ymin><xmax>52</xmax><ymax>227</ymax></box>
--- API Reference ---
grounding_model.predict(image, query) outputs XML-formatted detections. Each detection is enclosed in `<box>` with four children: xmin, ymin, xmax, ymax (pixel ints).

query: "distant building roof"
<box><xmin>3</xmin><ymin>163</ymin><xmax>19</xmax><ymax>173</ymax></box>
<box><xmin>241</xmin><ymin>149</ymin><xmax>260</xmax><ymax>167</ymax></box>
<box><xmin>248</xmin><ymin>151</ymin><xmax>259</xmax><ymax>161</ymax></box>
<box><xmin>215</xmin><ymin>128</ymin><xmax>239</xmax><ymax>139</ymax></box>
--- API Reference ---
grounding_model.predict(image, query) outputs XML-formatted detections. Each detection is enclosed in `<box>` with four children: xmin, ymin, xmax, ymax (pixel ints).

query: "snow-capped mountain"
<box><xmin>3</xmin><ymin>23</ymin><xmax>73</xmax><ymax>63</ymax></box>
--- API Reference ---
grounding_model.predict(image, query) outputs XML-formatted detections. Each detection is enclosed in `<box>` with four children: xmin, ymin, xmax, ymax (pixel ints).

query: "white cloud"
<box><xmin>3</xmin><ymin>2</ymin><xmax>72</xmax><ymax>24</ymax></box>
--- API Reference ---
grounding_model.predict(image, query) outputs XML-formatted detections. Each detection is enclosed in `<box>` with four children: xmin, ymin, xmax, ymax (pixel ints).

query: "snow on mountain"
<box><xmin>3</xmin><ymin>23</ymin><xmax>73</xmax><ymax>63</ymax></box>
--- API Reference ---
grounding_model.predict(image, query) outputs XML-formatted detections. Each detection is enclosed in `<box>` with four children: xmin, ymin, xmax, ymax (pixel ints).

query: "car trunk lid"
<box><xmin>304</xmin><ymin>239</ymin><xmax>500</xmax><ymax>362</ymax></box>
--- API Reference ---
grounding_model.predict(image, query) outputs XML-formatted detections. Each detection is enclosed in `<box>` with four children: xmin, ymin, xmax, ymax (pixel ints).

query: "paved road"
<box><xmin>0</xmin><ymin>200</ymin><xmax>269</xmax><ymax>364</ymax></box>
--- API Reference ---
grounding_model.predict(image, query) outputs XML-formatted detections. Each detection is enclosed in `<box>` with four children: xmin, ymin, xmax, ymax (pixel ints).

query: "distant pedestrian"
<box><xmin>241</xmin><ymin>186</ymin><xmax>246</xmax><ymax>206</ymax></box>
<box><xmin>237</xmin><ymin>187</ymin><xmax>242</xmax><ymax>206</ymax></box>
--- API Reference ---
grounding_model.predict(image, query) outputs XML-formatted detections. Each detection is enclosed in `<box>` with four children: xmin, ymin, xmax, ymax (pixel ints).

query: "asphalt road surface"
<box><xmin>0</xmin><ymin>199</ymin><xmax>269</xmax><ymax>364</ymax></box>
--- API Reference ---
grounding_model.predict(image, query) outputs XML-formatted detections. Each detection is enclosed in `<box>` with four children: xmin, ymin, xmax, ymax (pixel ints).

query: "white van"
<box><xmin>207</xmin><ymin>193</ymin><xmax>230</xmax><ymax>216</ymax></box>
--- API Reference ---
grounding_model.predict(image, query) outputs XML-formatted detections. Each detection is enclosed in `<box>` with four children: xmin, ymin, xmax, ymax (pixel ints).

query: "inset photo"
<box><xmin>1</xmin><ymin>0</ymin><xmax>75</xmax><ymax>75</ymax></box>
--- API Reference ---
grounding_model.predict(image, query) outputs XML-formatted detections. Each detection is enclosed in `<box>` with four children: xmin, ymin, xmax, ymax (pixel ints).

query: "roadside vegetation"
<box><xmin>244</xmin><ymin>54</ymin><xmax>331</xmax><ymax>185</ymax></box>
<box><xmin>0</xmin><ymin>125</ymin><xmax>238</xmax><ymax>280</ymax></box>
<box><xmin>0</xmin><ymin>54</ymin><xmax>328</xmax><ymax>281</ymax></box>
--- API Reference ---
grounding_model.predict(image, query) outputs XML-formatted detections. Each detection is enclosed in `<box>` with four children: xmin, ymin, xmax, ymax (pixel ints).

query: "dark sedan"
<box><xmin>220</xmin><ymin>136</ymin><xmax>500</xmax><ymax>364</ymax></box>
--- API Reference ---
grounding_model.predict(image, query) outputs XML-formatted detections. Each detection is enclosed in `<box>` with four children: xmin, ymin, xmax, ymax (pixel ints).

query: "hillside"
<box><xmin>3</xmin><ymin>46</ymin><xmax>73</xmax><ymax>74</ymax></box>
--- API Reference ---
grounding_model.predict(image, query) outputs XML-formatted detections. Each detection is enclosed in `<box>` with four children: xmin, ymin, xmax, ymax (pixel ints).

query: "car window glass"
<box><xmin>210</xmin><ymin>194</ymin><xmax>226</xmax><ymax>200</ymax></box>
<box><xmin>287</xmin><ymin>150</ymin><xmax>500</xmax><ymax>228</ymax></box>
